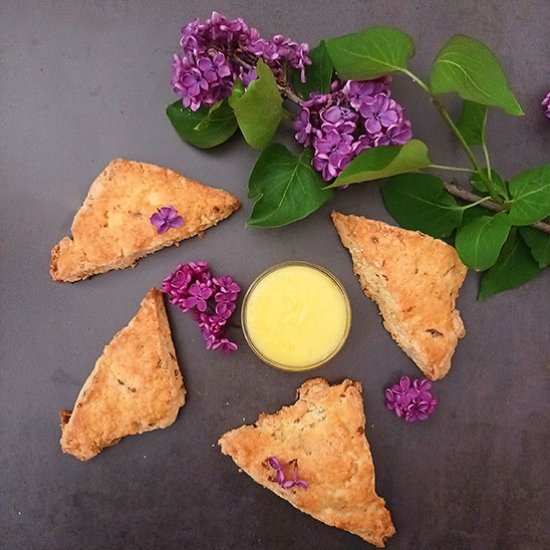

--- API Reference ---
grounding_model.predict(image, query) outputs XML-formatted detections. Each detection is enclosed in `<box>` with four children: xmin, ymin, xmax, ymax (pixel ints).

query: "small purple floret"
<box><xmin>212</xmin><ymin>337</ymin><xmax>238</xmax><ymax>353</ymax></box>
<box><xmin>162</xmin><ymin>261</ymin><xmax>240</xmax><ymax>353</ymax></box>
<box><xmin>150</xmin><ymin>206</ymin><xmax>184</xmax><ymax>234</ymax></box>
<box><xmin>384</xmin><ymin>376</ymin><xmax>437</xmax><ymax>423</ymax></box>
<box><xmin>184</xmin><ymin>282</ymin><xmax>213</xmax><ymax>312</ymax></box>
<box><xmin>266</xmin><ymin>456</ymin><xmax>308</xmax><ymax>490</ymax></box>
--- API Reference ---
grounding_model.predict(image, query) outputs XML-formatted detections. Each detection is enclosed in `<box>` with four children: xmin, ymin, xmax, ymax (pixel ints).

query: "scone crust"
<box><xmin>332</xmin><ymin>211</ymin><xmax>467</xmax><ymax>380</ymax></box>
<box><xmin>60</xmin><ymin>288</ymin><xmax>186</xmax><ymax>460</ymax></box>
<box><xmin>50</xmin><ymin>159</ymin><xmax>241</xmax><ymax>282</ymax></box>
<box><xmin>219</xmin><ymin>378</ymin><xmax>395</xmax><ymax>547</ymax></box>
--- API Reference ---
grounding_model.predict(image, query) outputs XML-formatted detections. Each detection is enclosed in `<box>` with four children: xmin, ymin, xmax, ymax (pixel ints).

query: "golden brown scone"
<box><xmin>219</xmin><ymin>378</ymin><xmax>395</xmax><ymax>547</ymax></box>
<box><xmin>50</xmin><ymin>159</ymin><xmax>240</xmax><ymax>282</ymax></box>
<box><xmin>332</xmin><ymin>211</ymin><xmax>467</xmax><ymax>380</ymax></box>
<box><xmin>60</xmin><ymin>288</ymin><xmax>185</xmax><ymax>460</ymax></box>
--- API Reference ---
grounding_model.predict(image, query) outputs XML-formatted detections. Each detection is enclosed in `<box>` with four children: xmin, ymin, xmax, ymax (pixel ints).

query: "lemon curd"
<box><xmin>242</xmin><ymin>262</ymin><xmax>351</xmax><ymax>371</ymax></box>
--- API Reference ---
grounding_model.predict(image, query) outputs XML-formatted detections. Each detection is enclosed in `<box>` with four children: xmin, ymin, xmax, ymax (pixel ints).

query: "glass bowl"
<box><xmin>241</xmin><ymin>261</ymin><xmax>352</xmax><ymax>372</ymax></box>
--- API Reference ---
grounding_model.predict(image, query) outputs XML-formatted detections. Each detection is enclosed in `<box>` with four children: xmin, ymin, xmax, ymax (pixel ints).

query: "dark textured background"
<box><xmin>2</xmin><ymin>1</ymin><xmax>550</xmax><ymax>549</ymax></box>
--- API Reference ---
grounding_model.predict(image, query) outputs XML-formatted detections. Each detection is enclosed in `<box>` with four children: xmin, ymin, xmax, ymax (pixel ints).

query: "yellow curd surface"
<box><xmin>242</xmin><ymin>263</ymin><xmax>351</xmax><ymax>370</ymax></box>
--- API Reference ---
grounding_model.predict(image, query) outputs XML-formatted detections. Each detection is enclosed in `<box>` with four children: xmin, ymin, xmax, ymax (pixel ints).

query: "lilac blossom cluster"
<box><xmin>171</xmin><ymin>11</ymin><xmax>310</xmax><ymax>111</ymax></box>
<box><xmin>162</xmin><ymin>261</ymin><xmax>240</xmax><ymax>353</ymax></box>
<box><xmin>293</xmin><ymin>78</ymin><xmax>412</xmax><ymax>181</ymax></box>
<box><xmin>385</xmin><ymin>376</ymin><xmax>437</xmax><ymax>422</ymax></box>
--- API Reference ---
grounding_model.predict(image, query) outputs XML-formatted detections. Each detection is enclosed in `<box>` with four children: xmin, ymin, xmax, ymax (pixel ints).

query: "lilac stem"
<box><xmin>400</xmin><ymin>68</ymin><xmax>504</xmax><ymax>204</ymax></box>
<box><xmin>444</xmin><ymin>181</ymin><xmax>550</xmax><ymax>235</ymax></box>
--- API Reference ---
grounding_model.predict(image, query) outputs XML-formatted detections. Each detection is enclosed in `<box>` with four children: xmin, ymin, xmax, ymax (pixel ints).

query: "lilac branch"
<box><xmin>444</xmin><ymin>181</ymin><xmax>550</xmax><ymax>235</ymax></box>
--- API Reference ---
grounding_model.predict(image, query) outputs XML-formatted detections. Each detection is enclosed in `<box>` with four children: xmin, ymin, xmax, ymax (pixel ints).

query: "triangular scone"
<box><xmin>50</xmin><ymin>159</ymin><xmax>240</xmax><ymax>281</ymax></box>
<box><xmin>60</xmin><ymin>288</ymin><xmax>185</xmax><ymax>460</ymax></box>
<box><xmin>332</xmin><ymin>211</ymin><xmax>467</xmax><ymax>380</ymax></box>
<box><xmin>219</xmin><ymin>378</ymin><xmax>395</xmax><ymax>547</ymax></box>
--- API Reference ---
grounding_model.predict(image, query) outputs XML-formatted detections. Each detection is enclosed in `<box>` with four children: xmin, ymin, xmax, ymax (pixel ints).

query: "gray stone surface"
<box><xmin>2</xmin><ymin>1</ymin><xmax>550</xmax><ymax>548</ymax></box>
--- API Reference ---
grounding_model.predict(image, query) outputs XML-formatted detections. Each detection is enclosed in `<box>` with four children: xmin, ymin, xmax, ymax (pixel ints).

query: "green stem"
<box><xmin>482</xmin><ymin>140</ymin><xmax>492</xmax><ymax>180</ymax></box>
<box><xmin>462</xmin><ymin>196</ymin><xmax>491</xmax><ymax>209</ymax></box>
<box><xmin>480</xmin><ymin>111</ymin><xmax>492</xmax><ymax>182</ymax></box>
<box><xmin>400</xmin><ymin>70</ymin><xmax>477</xmax><ymax>171</ymax></box>
<box><xmin>400</xmin><ymin>68</ymin><xmax>502</xmax><ymax>203</ymax></box>
<box><xmin>429</xmin><ymin>164</ymin><xmax>473</xmax><ymax>173</ymax></box>
<box><xmin>400</xmin><ymin>68</ymin><xmax>431</xmax><ymax>94</ymax></box>
<box><xmin>432</xmin><ymin>98</ymin><xmax>481</xmax><ymax>171</ymax></box>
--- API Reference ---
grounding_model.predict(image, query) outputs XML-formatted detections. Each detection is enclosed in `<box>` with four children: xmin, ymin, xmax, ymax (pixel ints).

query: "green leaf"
<box><xmin>166</xmin><ymin>99</ymin><xmax>238</xmax><ymax>149</ymax></box>
<box><xmin>462</xmin><ymin>204</ymin><xmax>488</xmax><ymax>225</ymax></box>
<box><xmin>507</xmin><ymin>165</ymin><xmax>550</xmax><ymax>225</ymax></box>
<box><xmin>325</xmin><ymin>27</ymin><xmax>415</xmax><ymax>80</ymax></box>
<box><xmin>292</xmin><ymin>41</ymin><xmax>333</xmax><ymax>98</ymax></box>
<box><xmin>327</xmin><ymin>140</ymin><xmax>431</xmax><ymax>188</ymax></box>
<box><xmin>456</xmin><ymin>101</ymin><xmax>487</xmax><ymax>146</ymax></box>
<box><xmin>519</xmin><ymin>227</ymin><xmax>550</xmax><ymax>268</ymax></box>
<box><xmin>247</xmin><ymin>145</ymin><xmax>334</xmax><ymax>227</ymax></box>
<box><xmin>470</xmin><ymin>169</ymin><xmax>509</xmax><ymax>200</ymax></box>
<box><xmin>455</xmin><ymin>212</ymin><xmax>511</xmax><ymax>271</ymax></box>
<box><xmin>232</xmin><ymin>59</ymin><xmax>283</xmax><ymax>150</ymax></box>
<box><xmin>381</xmin><ymin>173</ymin><xmax>463</xmax><ymax>238</ymax></box>
<box><xmin>429</xmin><ymin>35</ymin><xmax>523</xmax><ymax>116</ymax></box>
<box><xmin>479</xmin><ymin>231</ymin><xmax>542</xmax><ymax>300</ymax></box>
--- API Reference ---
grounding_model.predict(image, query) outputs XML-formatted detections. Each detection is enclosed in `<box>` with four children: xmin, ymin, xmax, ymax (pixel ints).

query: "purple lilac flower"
<box><xmin>163</xmin><ymin>261</ymin><xmax>210</xmax><ymax>308</ymax></box>
<box><xmin>162</xmin><ymin>261</ymin><xmax>240</xmax><ymax>353</ymax></box>
<box><xmin>180</xmin><ymin>13</ymin><xmax>256</xmax><ymax>58</ymax></box>
<box><xmin>213</xmin><ymin>275</ymin><xmax>241</xmax><ymax>302</ymax></box>
<box><xmin>248</xmin><ymin>34</ymin><xmax>310</xmax><ymax>82</ymax></box>
<box><xmin>361</xmin><ymin>94</ymin><xmax>401</xmax><ymax>135</ymax></box>
<box><xmin>374</xmin><ymin>121</ymin><xmax>413</xmax><ymax>146</ymax></box>
<box><xmin>320</xmin><ymin>105</ymin><xmax>357</xmax><ymax>134</ymax></box>
<box><xmin>293</xmin><ymin>108</ymin><xmax>315</xmax><ymax>146</ymax></box>
<box><xmin>384</xmin><ymin>376</ymin><xmax>437</xmax><ymax>422</ymax></box>
<box><xmin>171</xmin><ymin>51</ymin><xmax>234</xmax><ymax>111</ymax></box>
<box><xmin>195</xmin><ymin>311</ymin><xmax>227</xmax><ymax>349</ymax></box>
<box><xmin>267</xmin><ymin>457</ymin><xmax>286</xmax><ymax>485</ymax></box>
<box><xmin>267</xmin><ymin>457</ymin><xmax>308</xmax><ymax>490</ymax></box>
<box><xmin>212</xmin><ymin>337</ymin><xmax>238</xmax><ymax>353</ymax></box>
<box><xmin>183</xmin><ymin>282</ymin><xmax>213</xmax><ymax>312</ymax></box>
<box><xmin>343</xmin><ymin>77</ymin><xmax>391</xmax><ymax>110</ymax></box>
<box><xmin>312</xmin><ymin>130</ymin><xmax>354</xmax><ymax>181</ymax></box>
<box><xmin>172</xmin><ymin>12</ymin><xmax>311</xmax><ymax>110</ymax></box>
<box><xmin>292</xmin><ymin>77</ymin><xmax>412</xmax><ymax>181</ymax></box>
<box><xmin>150</xmin><ymin>206</ymin><xmax>184</xmax><ymax>234</ymax></box>
<box><xmin>542</xmin><ymin>91</ymin><xmax>550</xmax><ymax>120</ymax></box>
<box><xmin>215</xmin><ymin>300</ymin><xmax>236</xmax><ymax>320</ymax></box>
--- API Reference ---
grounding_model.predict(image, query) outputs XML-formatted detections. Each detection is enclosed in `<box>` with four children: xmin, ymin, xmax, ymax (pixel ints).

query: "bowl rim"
<box><xmin>240</xmin><ymin>260</ymin><xmax>352</xmax><ymax>372</ymax></box>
